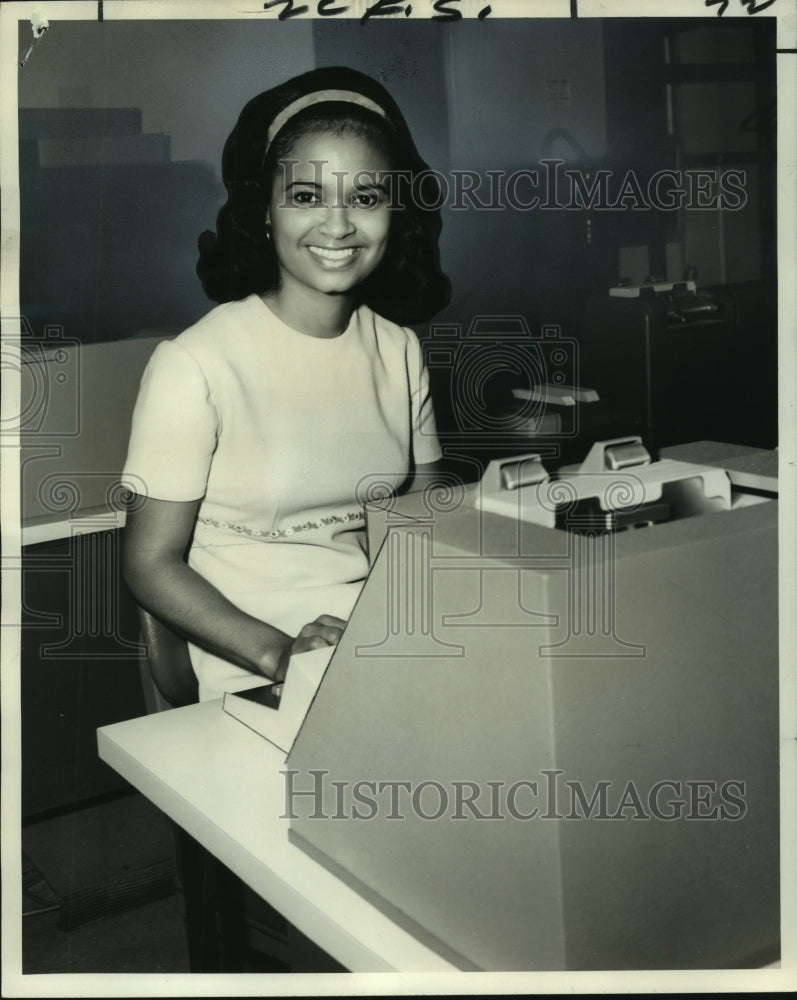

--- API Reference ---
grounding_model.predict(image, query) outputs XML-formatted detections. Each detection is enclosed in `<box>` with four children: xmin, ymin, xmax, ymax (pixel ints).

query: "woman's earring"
<box><xmin>265</xmin><ymin>221</ymin><xmax>272</xmax><ymax>241</ymax></box>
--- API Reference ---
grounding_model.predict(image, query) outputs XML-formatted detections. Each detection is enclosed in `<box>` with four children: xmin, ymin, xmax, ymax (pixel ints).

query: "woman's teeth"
<box><xmin>308</xmin><ymin>246</ymin><xmax>359</xmax><ymax>261</ymax></box>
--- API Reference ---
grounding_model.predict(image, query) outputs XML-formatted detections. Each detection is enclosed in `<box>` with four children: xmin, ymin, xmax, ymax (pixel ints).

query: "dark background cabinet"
<box><xmin>21</xmin><ymin>534</ymin><xmax>144</xmax><ymax>820</ymax></box>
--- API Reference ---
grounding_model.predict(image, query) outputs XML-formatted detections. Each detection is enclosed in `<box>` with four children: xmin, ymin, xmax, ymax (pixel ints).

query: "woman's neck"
<box><xmin>262</xmin><ymin>282</ymin><xmax>355</xmax><ymax>339</ymax></box>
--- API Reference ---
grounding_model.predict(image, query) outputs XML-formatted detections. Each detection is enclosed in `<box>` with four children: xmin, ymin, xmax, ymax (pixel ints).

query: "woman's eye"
<box><xmin>352</xmin><ymin>191</ymin><xmax>380</xmax><ymax>209</ymax></box>
<box><xmin>290</xmin><ymin>190</ymin><xmax>320</xmax><ymax>206</ymax></box>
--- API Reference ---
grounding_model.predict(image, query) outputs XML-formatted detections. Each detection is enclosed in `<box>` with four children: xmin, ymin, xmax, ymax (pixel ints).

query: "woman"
<box><xmin>122</xmin><ymin>67</ymin><xmax>450</xmax><ymax>701</ymax></box>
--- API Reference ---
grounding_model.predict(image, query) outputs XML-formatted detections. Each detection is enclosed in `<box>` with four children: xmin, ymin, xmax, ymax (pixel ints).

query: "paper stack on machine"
<box><xmin>281</xmin><ymin>439</ymin><xmax>778</xmax><ymax>971</ymax></box>
<box><xmin>222</xmin><ymin>645</ymin><xmax>333</xmax><ymax>756</ymax></box>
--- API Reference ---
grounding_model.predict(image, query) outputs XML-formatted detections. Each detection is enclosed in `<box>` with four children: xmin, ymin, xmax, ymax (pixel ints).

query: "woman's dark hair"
<box><xmin>196</xmin><ymin>66</ymin><xmax>450</xmax><ymax>325</ymax></box>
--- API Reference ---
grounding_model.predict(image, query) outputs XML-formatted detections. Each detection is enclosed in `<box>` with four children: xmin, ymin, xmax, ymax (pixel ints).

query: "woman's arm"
<box><xmin>122</xmin><ymin>495</ymin><xmax>344</xmax><ymax>683</ymax></box>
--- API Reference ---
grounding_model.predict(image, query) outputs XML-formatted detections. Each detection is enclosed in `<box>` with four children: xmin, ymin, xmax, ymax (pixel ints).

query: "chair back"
<box><xmin>138</xmin><ymin>607</ymin><xmax>199</xmax><ymax>709</ymax></box>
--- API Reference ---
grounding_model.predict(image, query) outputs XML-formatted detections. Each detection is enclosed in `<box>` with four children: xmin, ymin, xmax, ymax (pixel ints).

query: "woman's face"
<box><xmin>268</xmin><ymin>129</ymin><xmax>392</xmax><ymax>301</ymax></box>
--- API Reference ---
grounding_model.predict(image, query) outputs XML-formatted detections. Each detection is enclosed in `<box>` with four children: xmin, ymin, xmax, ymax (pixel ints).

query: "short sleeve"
<box><xmin>121</xmin><ymin>339</ymin><xmax>219</xmax><ymax>501</ymax></box>
<box><xmin>406</xmin><ymin>329</ymin><xmax>443</xmax><ymax>466</ymax></box>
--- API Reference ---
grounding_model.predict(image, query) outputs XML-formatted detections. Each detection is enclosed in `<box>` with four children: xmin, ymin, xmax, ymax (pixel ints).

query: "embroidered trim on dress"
<box><xmin>197</xmin><ymin>510</ymin><xmax>365</xmax><ymax>541</ymax></box>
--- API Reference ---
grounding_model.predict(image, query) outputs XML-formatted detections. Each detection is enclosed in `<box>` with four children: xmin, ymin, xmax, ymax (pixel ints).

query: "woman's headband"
<box><xmin>265</xmin><ymin>89</ymin><xmax>389</xmax><ymax>153</ymax></box>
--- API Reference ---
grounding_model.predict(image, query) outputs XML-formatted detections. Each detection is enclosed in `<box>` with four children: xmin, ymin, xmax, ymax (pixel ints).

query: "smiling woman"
<box><xmin>265</xmin><ymin>127</ymin><xmax>393</xmax><ymax>336</ymax></box>
<box><xmin>120</xmin><ymin>66</ymin><xmax>450</xmax><ymax>702</ymax></box>
<box><xmin>195</xmin><ymin>67</ymin><xmax>449</xmax><ymax>324</ymax></box>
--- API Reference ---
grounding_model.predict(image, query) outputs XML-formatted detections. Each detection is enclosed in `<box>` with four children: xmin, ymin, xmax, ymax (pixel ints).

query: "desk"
<box><xmin>19</xmin><ymin>334</ymin><xmax>169</xmax><ymax>547</ymax></box>
<box><xmin>97</xmin><ymin>701</ymin><xmax>456</xmax><ymax>972</ymax></box>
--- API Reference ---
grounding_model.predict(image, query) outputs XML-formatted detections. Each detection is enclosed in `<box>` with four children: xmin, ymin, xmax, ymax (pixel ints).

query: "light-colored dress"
<box><xmin>122</xmin><ymin>294</ymin><xmax>441</xmax><ymax>700</ymax></box>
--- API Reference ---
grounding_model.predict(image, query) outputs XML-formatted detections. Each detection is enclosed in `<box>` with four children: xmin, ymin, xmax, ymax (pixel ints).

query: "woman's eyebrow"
<box><xmin>354</xmin><ymin>179</ymin><xmax>389</xmax><ymax>193</ymax></box>
<box><xmin>284</xmin><ymin>179</ymin><xmax>321</xmax><ymax>190</ymax></box>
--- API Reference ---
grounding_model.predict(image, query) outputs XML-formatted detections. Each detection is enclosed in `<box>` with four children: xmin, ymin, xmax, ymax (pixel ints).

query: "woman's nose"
<box><xmin>319</xmin><ymin>205</ymin><xmax>356</xmax><ymax>239</ymax></box>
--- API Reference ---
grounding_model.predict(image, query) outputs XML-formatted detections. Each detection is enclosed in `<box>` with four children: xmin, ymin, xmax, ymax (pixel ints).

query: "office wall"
<box><xmin>18</xmin><ymin>17</ymin><xmax>771</xmax><ymax>338</ymax></box>
<box><xmin>18</xmin><ymin>17</ymin><xmax>611</xmax><ymax>346</ymax></box>
<box><xmin>18</xmin><ymin>19</ymin><xmax>318</xmax><ymax>345</ymax></box>
<box><xmin>18</xmin><ymin>19</ymin><xmax>316</xmax><ymax>168</ymax></box>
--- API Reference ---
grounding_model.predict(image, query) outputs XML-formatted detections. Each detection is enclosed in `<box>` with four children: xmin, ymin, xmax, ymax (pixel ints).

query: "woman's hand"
<box><xmin>274</xmin><ymin>614</ymin><xmax>347</xmax><ymax>683</ymax></box>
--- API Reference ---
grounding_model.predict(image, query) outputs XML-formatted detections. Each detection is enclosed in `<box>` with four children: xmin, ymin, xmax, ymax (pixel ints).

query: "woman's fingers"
<box><xmin>296</xmin><ymin>615</ymin><xmax>346</xmax><ymax>651</ymax></box>
<box><xmin>313</xmin><ymin>614</ymin><xmax>347</xmax><ymax>629</ymax></box>
<box><xmin>301</xmin><ymin>626</ymin><xmax>342</xmax><ymax>646</ymax></box>
<box><xmin>297</xmin><ymin>634</ymin><xmax>334</xmax><ymax>653</ymax></box>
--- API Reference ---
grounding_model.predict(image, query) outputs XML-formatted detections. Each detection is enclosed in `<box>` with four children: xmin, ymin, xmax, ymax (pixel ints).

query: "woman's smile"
<box><xmin>306</xmin><ymin>244</ymin><xmax>364</xmax><ymax>266</ymax></box>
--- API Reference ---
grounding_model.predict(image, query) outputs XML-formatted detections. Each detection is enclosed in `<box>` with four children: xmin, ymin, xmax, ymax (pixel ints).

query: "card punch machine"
<box><xmin>232</xmin><ymin>438</ymin><xmax>779</xmax><ymax>971</ymax></box>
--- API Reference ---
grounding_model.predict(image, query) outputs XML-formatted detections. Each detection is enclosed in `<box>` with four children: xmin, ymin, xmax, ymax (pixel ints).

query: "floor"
<box><xmin>23</xmin><ymin>895</ymin><xmax>189</xmax><ymax>974</ymax></box>
<box><xmin>22</xmin><ymin>792</ymin><xmax>190</xmax><ymax>974</ymax></box>
<box><xmin>20</xmin><ymin>789</ymin><xmax>343</xmax><ymax>975</ymax></box>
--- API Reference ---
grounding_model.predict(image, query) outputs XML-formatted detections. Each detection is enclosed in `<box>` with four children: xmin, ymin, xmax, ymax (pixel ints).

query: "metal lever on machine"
<box><xmin>476</xmin><ymin>437</ymin><xmax>732</xmax><ymax>528</ymax></box>
<box><xmin>489</xmin><ymin>454</ymin><xmax>550</xmax><ymax>492</ymax></box>
<box><xmin>577</xmin><ymin>436</ymin><xmax>651</xmax><ymax>472</ymax></box>
<box><xmin>472</xmin><ymin>452</ymin><xmax>556</xmax><ymax>526</ymax></box>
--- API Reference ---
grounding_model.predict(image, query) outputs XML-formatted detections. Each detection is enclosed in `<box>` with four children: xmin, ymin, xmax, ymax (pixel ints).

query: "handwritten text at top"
<box><xmin>705</xmin><ymin>0</ymin><xmax>778</xmax><ymax>16</ymax></box>
<box><xmin>262</xmin><ymin>0</ymin><xmax>492</xmax><ymax>22</ymax></box>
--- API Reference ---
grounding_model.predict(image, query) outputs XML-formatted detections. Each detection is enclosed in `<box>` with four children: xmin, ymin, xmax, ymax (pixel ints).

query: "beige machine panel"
<box><xmin>286</xmin><ymin>447</ymin><xmax>778</xmax><ymax>970</ymax></box>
